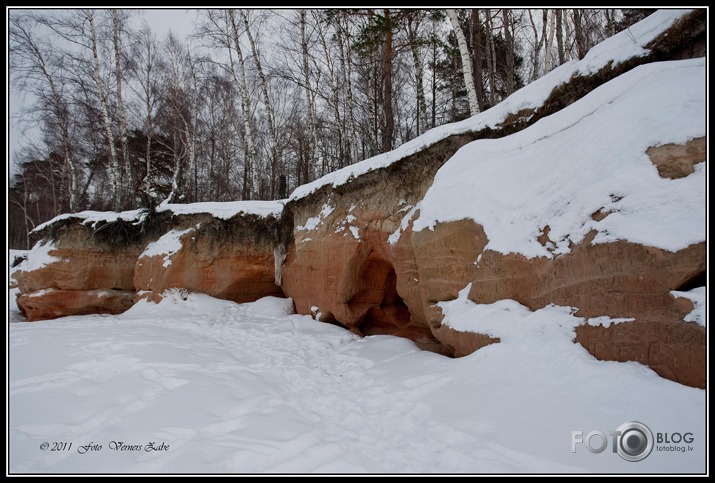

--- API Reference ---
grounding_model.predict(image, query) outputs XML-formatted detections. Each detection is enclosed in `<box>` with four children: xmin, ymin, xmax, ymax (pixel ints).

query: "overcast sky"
<box><xmin>7</xmin><ymin>8</ymin><xmax>198</xmax><ymax>177</ymax></box>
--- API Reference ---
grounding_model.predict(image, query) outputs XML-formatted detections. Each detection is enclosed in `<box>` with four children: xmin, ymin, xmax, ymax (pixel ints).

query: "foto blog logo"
<box><xmin>571</xmin><ymin>421</ymin><xmax>654</xmax><ymax>462</ymax></box>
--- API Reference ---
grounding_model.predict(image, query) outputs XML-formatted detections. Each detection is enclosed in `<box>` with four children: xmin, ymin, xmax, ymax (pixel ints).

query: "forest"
<box><xmin>8</xmin><ymin>8</ymin><xmax>651</xmax><ymax>249</ymax></box>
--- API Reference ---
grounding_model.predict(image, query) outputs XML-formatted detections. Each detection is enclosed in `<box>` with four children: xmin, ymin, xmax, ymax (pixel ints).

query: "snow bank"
<box><xmin>126</xmin><ymin>289</ymin><xmax>240</xmax><ymax>318</ymax></box>
<box><xmin>439</xmin><ymin>284</ymin><xmax>636</xmax><ymax>338</ymax></box>
<box><xmin>671</xmin><ymin>287</ymin><xmax>706</xmax><ymax>327</ymax></box>
<box><xmin>438</xmin><ymin>284</ymin><xmax>581</xmax><ymax>340</ymax></box>
<box><xmin>413</xmin><ymin>58</ymin><xmax>705</xmax><ymax>257</ymax></box>
<box><xmin>289</xmin><ymin>10</ymin><xmax>692</xmax><ymax>201</ymax></box>
<box><xmin>158</xmin><ymin>200</ymin><xmax>284</xmax><ymax>220</ymax></box>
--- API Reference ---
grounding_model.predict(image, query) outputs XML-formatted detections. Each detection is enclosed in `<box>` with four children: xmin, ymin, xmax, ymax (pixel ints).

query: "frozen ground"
<box><xmin>8</xmin><ymin>292</ymin><xmax>705</xmax><ymax>474</ymax></box>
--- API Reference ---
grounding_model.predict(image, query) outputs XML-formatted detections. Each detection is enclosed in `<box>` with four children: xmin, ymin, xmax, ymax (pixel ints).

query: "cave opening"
<box><xmin>348</xmin><ymin>253</ymin><xmax>442</xmax><ymax>352</ymax></box>
<box><xmin>676</xmin><ymin>270</ymin><xmax>706</xmax><ymax>292</ymax></box>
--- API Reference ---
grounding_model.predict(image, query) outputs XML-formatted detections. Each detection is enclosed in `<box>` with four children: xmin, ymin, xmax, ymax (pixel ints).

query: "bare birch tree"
<box><xmin>111</xmin><ymin>9</ymin><xmax>131</xmax><ymax>205</ymax></box>
<box><xmin>86</xmin><ymin>9</ymin><xmax>122</xmax><ymax>211</ymax></box>
<box><xmin>10</xmin><ymin>14</ymin><xmax>81</xmax><ymax>212</ymax></box>
<box><xmin>446</xmin><ymin>9</ymin><xmax>478</xmax><ymax>116</ymax></box>
<box><xmin>544</xmin><ymin>9</ymin><xmax>557</xmax><ymax>74</ymax></box>
<box><xmin>241</xmin><ymin>10</ymin><xmax>280</xmax><ymax>198</ymax></box>
<box><xmin>300</xmin><ymin>9</ymin><xmax>319</xmax><ymax>180</ymax></box>
<box><xmin>228</xmin><ymin>9</ymin><xmax>258</xmax><ymax>199</ymax></box>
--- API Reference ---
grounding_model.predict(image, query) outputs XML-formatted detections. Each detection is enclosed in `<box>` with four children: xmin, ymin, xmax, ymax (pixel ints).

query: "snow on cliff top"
<box><xmin>289</xmin><ymin>9</ymin><xmax>693</xmax><ymax>201</ymax></box>
<box><xmin>413</xmin><ymin>57</ymin><xmax>705</xmax><ymax>257</ymax></box>
<box><xmin>32</xmin><ymin>209</ymin><xmax>147</xmax><ymax>233</ymax></box>
<box><xmin>157</xmin><ymin>200</ymin><xmax>284</xmax><ymax>219</ymax></box>
<box><xmin>32</xmin><ymin>200</ymin><xmax>284</xmax><ymax>234</ymax></box>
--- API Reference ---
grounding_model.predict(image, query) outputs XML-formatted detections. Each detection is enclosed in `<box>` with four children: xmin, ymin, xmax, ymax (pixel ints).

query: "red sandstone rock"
<box><xmin>134</xmin><ymin>231</ymin><xmax>283</xmax><ymax>304</ymax></box>
<box><xmin>647</xmin><ymin>136</ymin><xmax>705</xmax><ymax>179</ymax></box>
<box><xmin>17</xmin><ymin>288</ymin><xmax>135</xmax><ymax>321</ymax></box>
<box><xmin>576</xmin><ymin>319</ymin><xmax>705</xmax><ymax>388</ymax></box>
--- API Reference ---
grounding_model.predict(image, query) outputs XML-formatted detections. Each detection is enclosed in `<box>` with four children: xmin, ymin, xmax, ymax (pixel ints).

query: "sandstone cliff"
<box><xmin>14</xmin><ymin>203</ymin><xmax>285</xmax><ymax>321</ymax></box>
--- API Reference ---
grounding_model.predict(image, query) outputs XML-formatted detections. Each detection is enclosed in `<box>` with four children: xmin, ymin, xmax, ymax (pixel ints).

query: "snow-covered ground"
<box><xmin>9</xmin><ymin>293</ymin><xmax>705</xmax><ymax>474</ymax></box>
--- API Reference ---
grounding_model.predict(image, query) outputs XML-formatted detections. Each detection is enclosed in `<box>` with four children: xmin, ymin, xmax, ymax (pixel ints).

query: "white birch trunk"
<box><xmin>241</xmin><ymin>10</ymin><xmax>280</xmax><ymax>198</ymax></box>
<box><xmin>446</xmin><ymin>9</ymin><xmax>479</xmax><ymax>116</ymax></box>
<box><xmin>229</xmin><ymin>9</ymin><xmax>258</xmax><ymax>199</ymax></box>
<box><xmin>112</xmin><ymin>10</ymin><xmax>130</xmax><ymax>205</ymax></box>
<box><xmin>87</xmin><ymin>10</ymin><xmax>121</xmax><ymax>211</ymax></box>
<box><xmin>406</xmin><ymin>16</ymin><xmax>428</xmax><ymax>135</ymax></box>
<box><xmin>544</xmin><ymin>9</ymin><xmax>556</xmax><ymax>74</ymax></box>
<box><xmin>300</xmin><ymin>10</ymin><xmax>319</xmax><ymax>180</ymax></box>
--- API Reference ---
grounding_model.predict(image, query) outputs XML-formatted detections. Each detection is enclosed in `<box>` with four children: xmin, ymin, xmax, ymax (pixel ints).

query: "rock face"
<box><xmin>134</xmin><ymin>214</ymin><xmax>283</xmax><ymax>304</ymax></box>
<box><xmin>13</xmin><ymin>218</ymin><xmax>151</xmax><ymax>320</ymax></box>
<box><xmin>13</xmin><ymin>230</ymin><xmax>141</xmax><ymax>295</ymax></box>
<box><xmin>13</xmin><ymin>209</ymin><xmax>285</xmax><ymax>320</ymax></box>
<box><xmin>576</xmin><ymin>320</ymin><xmax>706</xmax><ymax>389</ymax></box>
<box><xmin>401</xmin><ymin>218</ymin><xmax>706</xmax><ymax>387</ymax></box>
<box><xmin>18</xmin><ymin>289</ymin><xmax>135</xmax><ymax>322</ymax></box>
<box><xmin>282</xmin><ymin>134</ymin><xmax>477</xmax><ymax>354</ymax></box>
<box><xmin>647</xmin><ymin>136</ymin><xmax>706</xmax><ymax>179</ymax></box>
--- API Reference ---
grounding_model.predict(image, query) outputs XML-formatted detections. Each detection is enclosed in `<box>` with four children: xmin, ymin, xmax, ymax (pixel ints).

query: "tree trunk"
<box><xmin>564</xmin><ymin>10</ymin><xmax>574</xmax><ymax>60</ymax></box>
<box><xmin>605</xmin><ymin>9</ymin><xmax>616</xmax><ymax>37</ymax></box>
<box><xmin>544</xmin><ymin>9</ymin><xmax>556</xmax><ymax>74</ymax></box>
<box><xmin>166</xmin><ymin>131</ymin><xmax>182</xmax><ymax>204</ymax></box>
<box><xmin>241</xmin><ymin>10</ymin><xmax>279</xmax><ymax>199</ymax></box>
<box><xmin>371</xmin><ymin>54</ymin><xmax>380</xmax><ymax>156</ymax></box>
<box><xmin>556</xmin><ymin>9</ymin><xmax>565</xmax><ymax>65</ymax></box>
<box><xmin>381</xmin><ymin>9</ymin><xmax>394</xmax><ymax>152</ymax></box>
<box><xmin>541</xmin><ymin>10</ymin><xmax>548</xmax><ymax>71</ymax></box>
<box><xmin>405</xmin><ymin>13</ymin><xmax>428</xmax><ymax>135</ymax></box>
<box><xmin>502</xmin><ymin>9</ymin><xmax>515</xmax><ymax>96</ymax></box>
<box><xmin>470</xmin><ymin>9</ymin><xmax>485</xmax><ymax>112</ymax></box>
<box><xmin>112</xmin><ymin>10</ymin><xmax>130</xmax><ymax>207</ymax></box>
<box><xmin>143</xmin><ymin>69</ymin><xmax>154</xmax><ymax>207</ymax></box>
<box><xmin>485</xmin><ymin>9</ymin><xmax>497</xmax><ymax>105</ymax></box>
<box><xmin>528</xmin><ymin>9</ymin><xmax>545</xmax><ymax>82</ymax></box>
<box><xmin>300</xmin><ymin>10</ymin><xmax>319</xmax><ymax>181</ymax></box>
<box><xmin>228</xmin><ymin>9</ymin><xmax>258</xmax><ymax>200</ymax></box>
<box><xmin>573</xmin><ymin>9</ymin><xmax>587</xmax><ymax>59</ymax></box>
<box><xmin>431</xmin><ymin>18</ymin><xmax>438</xmax><ymax>127</ymax></box>
<box><xmin>336</xmin><ymin>13</ymin><xmax>358</xmax><ymax>164</ymax></box>
<box><xmin>447</xmin><ymin>9</ymin><xmax>479</xmax><ymax>116</ymax></box>
<box><xmin>316</xmin><ymin>17</ymin><xmax>344</xmax><ymax>170</ymax></box>
<box><xmin>87</xmin><ymin>10</ymin><xmax>121</xmax><ymax>211</ymax></box>
<box><xmin>132</xmin><ymin>26</ymin><xmax>157</xmax><ymax>208</ymax></box>
<box><xmin>189</xmin><ymin>51</ymin><xmax>201</xmax><ymax>202</ymax></box>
